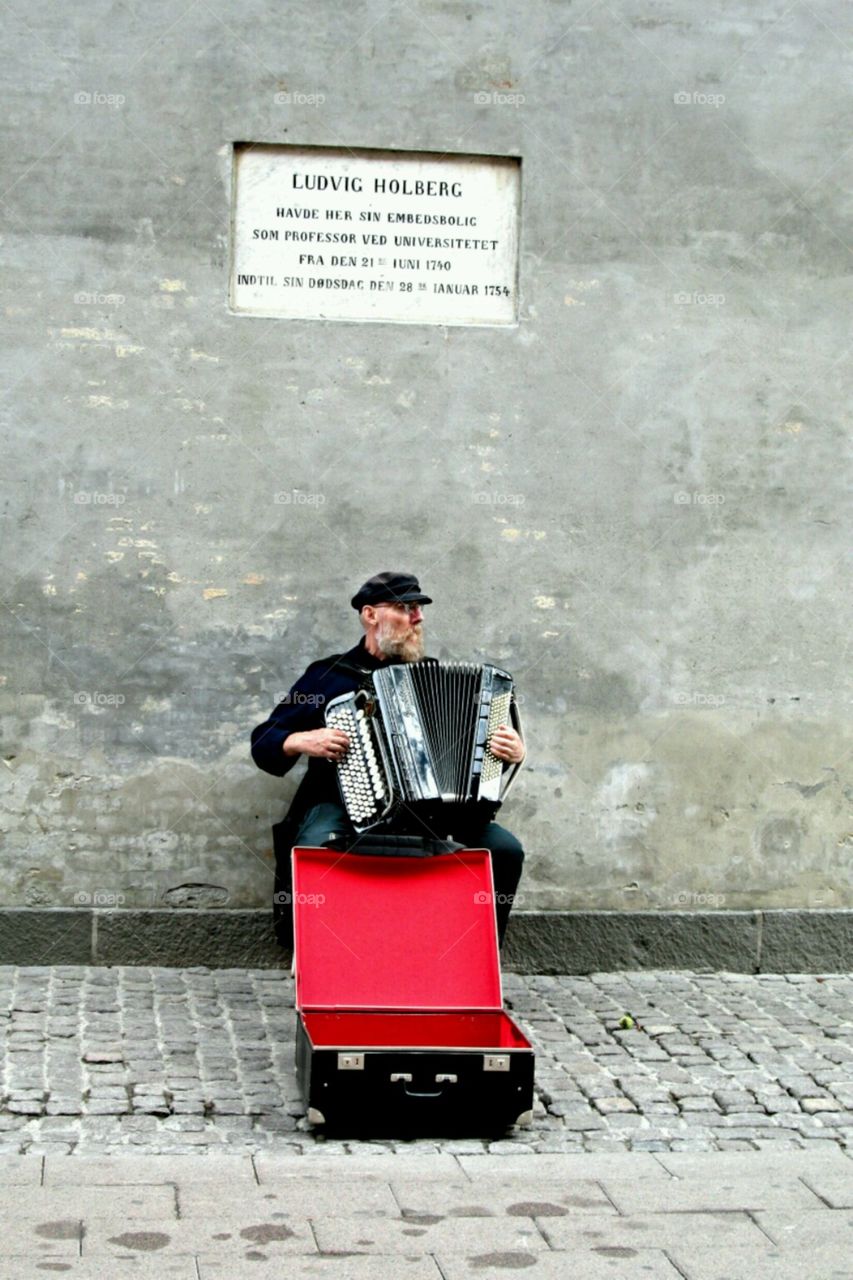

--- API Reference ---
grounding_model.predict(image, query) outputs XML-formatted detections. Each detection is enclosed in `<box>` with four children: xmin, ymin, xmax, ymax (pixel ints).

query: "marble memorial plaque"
<box><xmin>230</xmin><ymin>143</ymin><xmax>520</xmax><ymax>326</ymax></box>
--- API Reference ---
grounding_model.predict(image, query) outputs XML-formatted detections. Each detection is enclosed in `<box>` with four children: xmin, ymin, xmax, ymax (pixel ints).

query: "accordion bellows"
<box><xmin>325</xmin><ymin>661</ymin><xmax>523</xmax><ymax>832</ymax></box>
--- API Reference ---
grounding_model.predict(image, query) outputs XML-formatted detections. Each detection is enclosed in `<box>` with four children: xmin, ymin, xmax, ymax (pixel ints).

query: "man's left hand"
<box><xmin>489</xmin><ymin>725</ymin><xmax>526</xmax><ymax>764</ymax></box>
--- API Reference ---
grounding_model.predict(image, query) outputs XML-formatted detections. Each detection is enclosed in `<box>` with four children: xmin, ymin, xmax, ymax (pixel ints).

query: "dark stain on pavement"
<box><xmin>506</xmin><ymin>1201</ymin><xmax>568</xmax><ymax>1216</ymax></box>
<box><xmin>448</xmin><ymin>1205</ymin><xmax>493</xmax><ymax>1217</ymax></box>
<box><xmin>593</xmin><ymin>1246</ymin><xmax>639</xmax><ymax>1257</ymax></box>
<box><xmin>34</xmin><ymin>1222</ymin><xmax>80</xmax><ymax>1240</ymax></box>
<box><xmin>240</xmin><ymin>1224</ymin><xmax>295</xmax><ymax>1244</ymax></box>
<box><xmin>469</xmin><ymin>1253</ymin><xmax>538</xmax><ymax>1269</ymax></box>
<box><xmin>36</xmin><ymin>1267</ymin><xmax>72</xmax><ymax>1274</ymax></box>
<box><xmin>107</xmin><ymin>1232</ymin><xmax>170</xmax><ymax>1251</ymax></box>
<box><xmin>401</xmin><ymin>1212</ymin><xmax>443</xmax><ymax>1224</ymax></box>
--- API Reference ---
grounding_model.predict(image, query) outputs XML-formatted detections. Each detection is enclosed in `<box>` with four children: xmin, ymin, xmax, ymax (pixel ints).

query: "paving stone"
<box><xmin>797</xmin><ymin>1171</ymin><xmax>853</xmax><ymax>1209</ymax></box>
<box><xmin>0</xmin><ymin>1259</ymin><xmax>195</xmax><ymax>1278</ymax></box>
<box><xmin>665</xmin><ymin>1246</ymin><xmax>853</xmax><ymax>1280</ymax></box>
<box><xmin>0</xmin><ymin>1155</ymin><xmax>43</xmax><ymax>1184</ymax></box>
<box><xmin>599</xmin><ymin>1172</ymin><xmax>827</xmax><ymax>1214</ymax></box>
<box><xmin>312</xmin><ymin>1215</ymin><xmax>547</xmax><ymax>1255</ymax></box>
<box><xmin>390</xmin><ymin>1176</ymin><xmax>616</xmax><ymax>1217</ymax></box>
<box><xmin>3</xmin><ymin>1185</ymin><xmax>175</xmax><ymax>1218</ymax></box>
<box><xmin>456</xmin><ymin>1154</ymin><xmax>671</xmax><ymax>1180</ymax></box>
<box><xmin>435</xmin><ymin>1252</ymin><xmax>683</xmax><ymax>1279</ymax></box>
<box><xmin>540</xmin><ymin>1208</ymin><xmax>769</xmax><ymax>1251</ymax></box>
<box><xmin>198</xmin><ymin>1257</ymin><xmax>442</xmax><ymax>1279</ymax></box>
<box><xmin>180</xmin><ymin>1180</ymin><xmax>398</xmax><ymax>1217</ymax></box>
<box><xmin>0</xmin><ymin>1219</ymin><xmax>81</xmax><ymax>1258</ymax></box>
<box><xmin>44</xmin><ymin>1155</ymin><xmax>257</xmax><ymax>1185</ymax></box>
<box><xmin>753</xmin><ymin>1208</ymin><xmax>853</xmax><ymax>1249</ymax></box>
<box><xmin>256</xmin><ymin>1154</ymin><xmax>462</xmax><ymax>1180</ymax></box>
<box><xmin>78</xmin><ymin>1214</ymin><xmax>318</xmax><ymax>1254</ymax></box>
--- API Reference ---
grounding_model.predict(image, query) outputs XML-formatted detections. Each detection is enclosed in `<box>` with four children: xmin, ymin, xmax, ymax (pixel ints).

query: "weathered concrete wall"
<box><xmin>1</xmin><ymin>2</ymin><xmax>850</xmax><ymax>938</ymax></box>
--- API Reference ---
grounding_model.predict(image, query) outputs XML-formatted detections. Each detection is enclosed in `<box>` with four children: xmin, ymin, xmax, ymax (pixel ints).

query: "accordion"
<box><xmin>324</xmin><ymin>661</ymin><xmax>523</xmax><ymax>833</ymax></box>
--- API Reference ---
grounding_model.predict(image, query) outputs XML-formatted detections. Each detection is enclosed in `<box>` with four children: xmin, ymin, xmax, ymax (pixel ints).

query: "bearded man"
<box><xmin>250</xmin><ymin>571</ymin><xmax>526</xmax><ymax>948</ymax></box>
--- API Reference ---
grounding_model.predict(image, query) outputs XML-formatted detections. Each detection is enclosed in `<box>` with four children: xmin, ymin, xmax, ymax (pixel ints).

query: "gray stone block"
<box><xmin>0</xmin><ymin>911</ymin><xmax>93</xmax><ymax>964</ymax></box>
<box><xmin>2</xmin><ymin>909</ymin><xmax>849</xmax><ymax>971</ymax></box>
<box><xmin>759</xmin><ymin>910</ymin><xmax>853</xmax><ymax>972</ymax></box>
<box><xmin>502</xmin><ymin>911</ymin><xmax>760</xmax><ymax>973</ymax></box>
<box><xmin>94</xmin><ymin>910</ymin><xmax>285</xmax><ymax>967</ymax></box>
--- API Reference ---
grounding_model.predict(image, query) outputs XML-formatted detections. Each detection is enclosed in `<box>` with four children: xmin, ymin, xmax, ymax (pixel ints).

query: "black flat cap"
<box><xmin>351</xmin><ymin>571</ymin><xmax>433</xmax><ymax>611</ymax></box>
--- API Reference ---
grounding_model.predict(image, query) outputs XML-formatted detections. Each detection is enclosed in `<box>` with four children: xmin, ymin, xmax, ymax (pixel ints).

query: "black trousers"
<box><xmin>285</xmin><ymin>801</ymin><xmax>524</xmax><ymax>949</ymax></box>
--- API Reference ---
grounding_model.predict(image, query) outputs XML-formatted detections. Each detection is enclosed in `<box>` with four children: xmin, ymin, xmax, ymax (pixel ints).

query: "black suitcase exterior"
<box><xmin>292</xmin><ymin>845</ymin><xmax>535</xmax><ymax>1138</ymax></box>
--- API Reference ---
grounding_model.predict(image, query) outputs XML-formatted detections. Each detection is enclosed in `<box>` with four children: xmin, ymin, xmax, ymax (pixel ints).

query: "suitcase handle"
<box><xmin>398</xmin><ymin>1084</ymin><xmax>444</xmax><ymax>1099</ymax></box>
<box><xmin>391</xmin><ymin>1075</ymin><xmax>456</xmax><ymax>1100</ymax></box>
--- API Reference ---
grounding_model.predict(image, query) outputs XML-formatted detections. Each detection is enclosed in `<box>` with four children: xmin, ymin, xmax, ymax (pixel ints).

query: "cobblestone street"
<box><xmin>1</xmin><ymin>967</ymin><xmax>851</xmax><ymax>1155</ymax></box>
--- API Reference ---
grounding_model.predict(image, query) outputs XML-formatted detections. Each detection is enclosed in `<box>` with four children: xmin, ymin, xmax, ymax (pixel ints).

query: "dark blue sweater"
<box><xmin>250</xmin><ymin>636</ymin><xmax>415</xmax><ymax>812</ymax></box>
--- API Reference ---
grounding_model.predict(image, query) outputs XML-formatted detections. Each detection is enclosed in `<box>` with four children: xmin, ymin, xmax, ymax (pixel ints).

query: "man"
<box><xmin>250</xmin><ymin>571</ymin><xmax>526</xmax><ymax>947</ymax></box>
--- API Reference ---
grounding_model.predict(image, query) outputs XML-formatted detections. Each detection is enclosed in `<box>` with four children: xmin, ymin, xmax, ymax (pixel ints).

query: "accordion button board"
<box><xmin>325</xmin><ymin>661</ymin><xmax>523</xmax><ymax>833</ymax></box>
<box><xmin>325</xmin><ymin>700</ymin><xmax>393</xmax><ymax>828</ymax></box>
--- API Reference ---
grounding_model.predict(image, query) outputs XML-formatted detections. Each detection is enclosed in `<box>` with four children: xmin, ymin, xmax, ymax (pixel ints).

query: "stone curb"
<box><xmin>0</xmin><ymin>908</ymin><xmax>851</xmax><ymax>971</ymax></box>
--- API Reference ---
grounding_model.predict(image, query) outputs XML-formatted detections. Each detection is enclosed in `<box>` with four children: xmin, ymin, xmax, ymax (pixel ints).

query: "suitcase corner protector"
<box><xmin>513</xmin><ymin>1109</ymin><xmax>534</xmax><ymax>1128</ymax></box>
<box><xmin>307</xmin><ymin>1107</ymin><xmax>326</xmax><ymax>1125</ymax></box>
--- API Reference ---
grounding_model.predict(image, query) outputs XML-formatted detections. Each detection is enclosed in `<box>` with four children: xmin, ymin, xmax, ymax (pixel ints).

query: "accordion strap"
<box><xmin>321</xmin><ymin>833</ymin><xmax>466</xmax><ymax>858</ymax></box>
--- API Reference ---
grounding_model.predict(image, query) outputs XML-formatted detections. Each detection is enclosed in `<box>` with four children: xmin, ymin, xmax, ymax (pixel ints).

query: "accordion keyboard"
<box><xmin>482</xmin><ymin>689</ymin><xmax>512</xmax><ymax>786</ymax></box>
<box><xmin>325</xmin><ymin>698</ymin><xmax>390</xmax><ymax>827</ymax></box>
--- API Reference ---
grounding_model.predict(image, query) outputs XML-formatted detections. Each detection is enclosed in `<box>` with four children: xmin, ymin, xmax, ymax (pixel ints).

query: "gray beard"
<box><xmin>376</xmin><ymin>622</ymin><xmax>425</xmax><ymax>663</ymax></box>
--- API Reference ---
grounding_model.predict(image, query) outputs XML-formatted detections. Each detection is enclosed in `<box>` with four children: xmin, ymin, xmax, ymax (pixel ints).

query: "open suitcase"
<box><xmin>292</xmin><ymin>843</ymin><xmax>535</xmax><ymax>1137</ymax></box>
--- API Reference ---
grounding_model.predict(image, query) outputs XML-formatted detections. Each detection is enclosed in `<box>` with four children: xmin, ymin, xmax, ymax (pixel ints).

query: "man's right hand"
<box><xmin>283</xmin><ymin>728</ymin><xmax>350</xmax><ymax>760</ymax></box>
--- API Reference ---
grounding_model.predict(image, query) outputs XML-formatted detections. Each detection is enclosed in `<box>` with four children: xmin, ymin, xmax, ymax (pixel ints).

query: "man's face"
<box><xmin>372</xmin><ymin>601</ymin><xmax>425</xmax><ymax>661</ymax></box>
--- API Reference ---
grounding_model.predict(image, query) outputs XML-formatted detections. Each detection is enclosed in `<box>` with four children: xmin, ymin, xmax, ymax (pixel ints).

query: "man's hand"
<box><xmin>488</xmin><ymin>724</ymin><xmax>525</xmax><ymax>764</ymax></box>
<box><xmin>283</xmin><ymin>728</ymin><xmax>350</xmax><ymax>761</ymax></box>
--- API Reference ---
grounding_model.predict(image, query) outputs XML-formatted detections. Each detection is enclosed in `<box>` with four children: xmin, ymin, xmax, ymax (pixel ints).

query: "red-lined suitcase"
<box><xmin>292</xmin><ymin>844</ymin><xmax>535</xmax><ymax>1137</ymax></box>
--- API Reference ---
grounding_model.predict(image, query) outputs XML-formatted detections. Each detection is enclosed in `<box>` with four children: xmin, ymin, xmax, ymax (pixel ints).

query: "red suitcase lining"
<box><xmin>301</xmin><ymin>1009</ymin><xmax>530</xmax><ymax>1050</ymax></box>
<box><xmin>293</xmin><ymin>847</ymin><xmax>504</xmax><ymax>1013</ymax></box>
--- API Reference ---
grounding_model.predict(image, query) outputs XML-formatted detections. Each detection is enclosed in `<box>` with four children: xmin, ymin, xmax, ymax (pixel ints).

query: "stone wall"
<box><xmin>1</xmin><ymin>2</ymin><xmax>849</xmax><ymax>952</ymax></box>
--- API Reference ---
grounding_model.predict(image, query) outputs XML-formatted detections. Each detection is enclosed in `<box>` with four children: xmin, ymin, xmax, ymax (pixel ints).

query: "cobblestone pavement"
<box><xmin>1</xmin><ymin>967</ymin><xmax>851</xmax><ymax>1155</ymax></box>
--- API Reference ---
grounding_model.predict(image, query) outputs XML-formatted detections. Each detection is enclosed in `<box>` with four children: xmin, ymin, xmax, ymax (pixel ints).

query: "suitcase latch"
<box><xmin>484</xmin><ymin>1054</ymin><xmax>510</xmax><ymax>1072</ymax></box>
<box><xmin>337</xmin><ymin>1052</ymin><xmax>365</xmax><ymax>1070</ymax></box>
<box><xmin>390</xmin><ymin>1072</ymin><xmax>412</xmax><ymax>1083</ymax></box>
